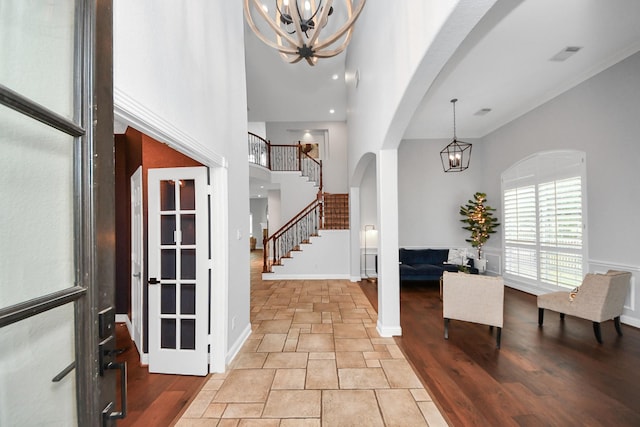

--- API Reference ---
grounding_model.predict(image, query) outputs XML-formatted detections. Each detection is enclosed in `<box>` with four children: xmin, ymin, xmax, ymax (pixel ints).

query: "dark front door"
<box><xmin>0</xmin><ymin>1</ymin><xmax>119</xmax><ymax>425</ymax></box>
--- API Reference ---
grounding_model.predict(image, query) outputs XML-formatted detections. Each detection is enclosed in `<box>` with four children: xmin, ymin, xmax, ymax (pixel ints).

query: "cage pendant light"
<box><xmin>440</xmin><ymin>98</ymin><xmax>472</xmax><ymax>172</ymax></box>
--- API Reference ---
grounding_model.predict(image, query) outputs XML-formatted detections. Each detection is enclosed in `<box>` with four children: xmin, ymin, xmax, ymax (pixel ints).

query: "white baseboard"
<box><xmin>377</xmin><ymin>321</ymin><xmax>402</xmax><ymax>337</ymax></box>
<box><xmin>225</xmin><ymin>324</ymin><xmax>252</xmax><ymax>369</ymax></box>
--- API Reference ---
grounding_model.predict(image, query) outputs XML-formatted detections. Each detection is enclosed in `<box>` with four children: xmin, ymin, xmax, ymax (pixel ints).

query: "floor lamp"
<box><xmin>364</xmin><ymin>225</ymin><xmax>376</xmax><ymax>282</ymax></box>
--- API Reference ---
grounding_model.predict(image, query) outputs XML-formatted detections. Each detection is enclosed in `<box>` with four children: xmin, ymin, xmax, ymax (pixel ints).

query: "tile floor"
<box><xmin>177</xmin><ymin>269</ymin><xmax>449</xmax><ymax>426</ymax></box>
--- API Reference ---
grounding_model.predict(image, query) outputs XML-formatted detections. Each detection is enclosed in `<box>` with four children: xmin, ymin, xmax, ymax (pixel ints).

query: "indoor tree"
<box><xmin>460</xmin><ymin>192</ymin><xmax>500</xmax><ymax>259</ymax></box>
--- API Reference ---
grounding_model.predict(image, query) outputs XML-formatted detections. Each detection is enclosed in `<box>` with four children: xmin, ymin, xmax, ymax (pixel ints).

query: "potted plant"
<box><xmin>460</xmin><ymin>192</ymin><xmax>500</xmax><ymax>272</ymax></box>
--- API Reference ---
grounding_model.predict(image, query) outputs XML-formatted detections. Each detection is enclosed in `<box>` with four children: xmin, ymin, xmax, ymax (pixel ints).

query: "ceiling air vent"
<box><xmin>474</xmin><ymin>108</ymin><xmax>492</xmax><ymax>116</ymax></box>
<box><xmin>550</xmin><ymin>46</ymin><xmax>582</xmax><ymax>62</ymax></box>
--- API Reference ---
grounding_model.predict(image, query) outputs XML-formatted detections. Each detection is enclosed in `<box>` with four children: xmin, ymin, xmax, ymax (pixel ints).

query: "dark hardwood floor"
<box><xmin>115</xmin><ymin>323</ymin><xmax>208</xmax><ymax>426</ymax></box>
<box><xmin>360</xmin><ymin>279</ymin><xmax>640</xmax><ymax>427</ymax></box>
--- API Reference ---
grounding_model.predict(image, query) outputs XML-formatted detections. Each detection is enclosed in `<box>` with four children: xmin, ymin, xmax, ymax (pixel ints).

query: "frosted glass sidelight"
<box><xmin>0</xmin><ymin>304</ymin><xmax>77</xmax><ymax>426</ymax></box>
<box><xmin>0</xmin><ymin>105</ymin><xmax>74</xmax><ymax>310</ymax></box>
<box><xmin>0</xmin><ymin>1</ymin><xmax>76</xmax><ymax>118</ymax></box>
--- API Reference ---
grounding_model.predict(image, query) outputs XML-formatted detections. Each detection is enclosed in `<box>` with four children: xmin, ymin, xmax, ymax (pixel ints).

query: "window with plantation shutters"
<box><xmin>502</xmin><ymin>151</ymin><xmax>587</xmax><ymax>292</ymax></box>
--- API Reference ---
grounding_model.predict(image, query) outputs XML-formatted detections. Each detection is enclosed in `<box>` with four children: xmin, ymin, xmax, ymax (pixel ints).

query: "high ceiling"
<box><xmin>244</xmin><ymin>0</ymin><xmax>640</xmax><ymax>139</ymax></box>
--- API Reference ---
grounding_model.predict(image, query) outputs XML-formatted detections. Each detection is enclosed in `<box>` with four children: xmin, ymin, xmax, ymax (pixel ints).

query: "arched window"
<box><xmin>501</xmin><ymin>151</ymin><xmax>587</xmax><ymax>291</ymax></box>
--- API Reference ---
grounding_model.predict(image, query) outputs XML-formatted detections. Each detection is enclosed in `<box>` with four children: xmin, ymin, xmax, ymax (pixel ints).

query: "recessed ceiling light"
<box><xmin>332</xmin><ymin>74</ymin><xmax>339</xmax><ymax>80</ymax></box>
<box><xmin>329</xmin><ymin>109</ymin><xmax>335</xmax><ymax>114</ymax></box>
<box><xmin>474</xmin><ymin>108</ymin><xmax>492</xmax><ymax>116</ymax></box>
<box><xmin>550</xmin><ymin>46</ymin><xmax>582</xmax><ymax>62</ymax></box>
<box><xmin>260</xmin><ymin>185</ymin><xmax>264</xmax><ymax>189</ymax></box>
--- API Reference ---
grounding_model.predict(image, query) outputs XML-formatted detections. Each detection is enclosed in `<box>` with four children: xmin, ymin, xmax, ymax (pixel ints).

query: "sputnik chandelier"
<box><xmin>244</xmin><ymin>0</ymin><xmax>366</xmax><ymax>66</ymax></box>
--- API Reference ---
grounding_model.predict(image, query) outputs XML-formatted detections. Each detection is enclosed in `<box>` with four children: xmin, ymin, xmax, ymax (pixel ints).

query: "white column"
<box><xmin>376</xmin><ymin>149</ymin><xmax>402</xmax><ymax>337</ymax></box>
<box><xmin>349</xmin><ymin>187</ymin><xmax>362</xmax><ymax>282</ymax></box>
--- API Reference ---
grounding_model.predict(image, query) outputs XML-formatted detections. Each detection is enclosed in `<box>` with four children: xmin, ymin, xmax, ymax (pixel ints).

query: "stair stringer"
<box><xmin>263</xmin><ymin>230</ymin><xmax>350</xmax><ymax>280</ymax></box>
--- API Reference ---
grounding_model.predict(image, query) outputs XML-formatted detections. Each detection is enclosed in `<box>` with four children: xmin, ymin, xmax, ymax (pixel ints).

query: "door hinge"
<box><xmin>206</xmin><ymin>185</ymin><xmax>212</xmax><ymax>195</ymax></box>
<box><xmin>207</xmin><ymin>334</ymin><xmax>214</xmax><ymax>346</ymax></box>
<box><xmin>208</xmin><ymin>259</ymin><xmax>214</xmax><ymax>270</ymax></box>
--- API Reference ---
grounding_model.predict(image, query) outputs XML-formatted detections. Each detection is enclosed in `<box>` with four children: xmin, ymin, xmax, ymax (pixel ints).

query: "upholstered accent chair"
<box><xmin>537</xmin><ymin>270</ymin><xmax>631</xmax><ymax>343</ymax></box>
<box><xmin>442</xmin><ymin>271</ymin><xmax>505</xmax><ymax>348</ymax></box>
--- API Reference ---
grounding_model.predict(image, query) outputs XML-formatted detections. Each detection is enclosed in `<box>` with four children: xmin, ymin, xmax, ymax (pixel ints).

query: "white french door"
<box><xmin>131</xmin><ymin>166</ymin><xmax>144</xmax><ymax>357</ymax></box>
<box><xmin>148</xmin><ymin>167</ymin><xmax>210</xmax><ymax>375</ymax></box>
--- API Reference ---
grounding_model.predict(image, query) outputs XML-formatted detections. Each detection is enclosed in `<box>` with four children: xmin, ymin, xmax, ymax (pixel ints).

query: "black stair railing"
<box><xmin>263</xmin><ymin>196</ymin><xmax>323</xmax><ymax>273</ymax></box>
<box><xmin>248</xmin><ymin>132</ymin><xmax>322</xmax><ymax>188</ymax></box>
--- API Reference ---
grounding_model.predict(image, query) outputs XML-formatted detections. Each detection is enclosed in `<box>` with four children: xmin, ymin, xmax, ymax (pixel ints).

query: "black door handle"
<box><xmin>102</xmin><ymin>361</ymin><xmax>127</xmax><ymax>424</ymax></box>
<box><xmin>148</xmin><ymin>277</ymin><xmax>160</xmax><ymax>285</ymax></box>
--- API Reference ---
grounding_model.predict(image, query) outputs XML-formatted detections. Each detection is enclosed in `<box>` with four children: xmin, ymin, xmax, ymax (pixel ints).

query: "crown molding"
<box><xmin>114</xmin><ymin>87</ymin><xmax>228</xmax><ymax>168</ymax></box>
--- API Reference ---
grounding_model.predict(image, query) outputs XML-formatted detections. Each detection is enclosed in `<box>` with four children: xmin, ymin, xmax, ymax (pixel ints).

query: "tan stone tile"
<box><xmin>297</xmin><ymin>333</ymin><xmax>335</xmax><ymax>352</ymax></box>
<box><xmin>363</xmin><ymin>350</ymin><xmax>392</xmax><ymax>360</ymax></box>
<box><xmin>330</xmin><ymin>312</ymin><xmax>342</xmax><ymax>322</ymax></box>
<box><xmin>256</xmin><ymin>334</ymin><xmax>287</xmax><ymax>352</ymax></box>
<box><xmin>287</xmin><ymin>328</ymin><xmax>300</xmax><ymax>339</ymax></box>
<box><xmin>283</xmin><ymin>338</ymin><xmax>298</xmax><ymax>352</ymax></box>
<box><xmin>313</xmin><ymin>302</ymin><xmax>341</xmax><ymax>312</ymax></box>
<box><xmin>373</xmin><ymin>344</ymin><xmax>388</xmax><ymax>352</ymax></box>
<box><xmin>329</xmin><ymin>295</ymin><xmax>354</xmax><ymax>303</ymax></box>
<box><xmin>370</xmin><ymin>337</ymin><xmax>396</xmax><ymax>345</ymax></box>
<box><xmin>332</xmin><ymin>323</ymin><xmax>369</xmax><ymax>339</ymax></box>
<box><xmin>387</xmin><ymin>344</ymin><xmax>405</xmax><ymax>359</ymax></box>
<box><xmin>308</xmin><ymin>352</ymin><xmax>335</xmax><ymax>360</ymax></box>
<box><xmin>241</xmin><ymin>340</ymin><xmax>260</xmax><ymax>353</ymax></box>
<box><xmin>221</xmin><ymin>403</ymin><xmax>264</xmax><ymax>418</ymax></box>
<box><xmin>335</xmin><ymin>351</ymin><xmax>366</xmax><ymax>368</ymax></box>
<box><xmin>334</xmin><ymin>338</ymin><xmax>374</xmax><ymax>352</ymax></box>
<box><xmin>217</xmin><ymin>419</ymin><xmax>239</xmax><ymax>427</ymax></box>
<box><xmin>210</xmin><ymin>372</ymin><xmax>228</xmax><ymax>380</ymax></box>
<box><xmin>305</xmin><ymin>359</ymin><xmax>338</xmax><ymax>389</ymax></box>
<box><xmin>181</xmin><ymin>389</ymin><xmax>217</xmax><ymax>418</ymax></box>
<box><xmin>338</xmin><ymin>301</ymin><xmax>356</xmax><ymax>309</ymax></box>
<box><xmin>272</xmin><ymin>368</ymin><xmax>306</xmax><ymax>390</ymax></box>
<box><xmin>203</xmin><ymin>402</ymin><xmax>227</xmax><ymax>418</ymax></box>
<box><xmin>292</xmin><ymin>323</ymin><xmax>312</xmax><ymax>330</ymax></box>
<box><xmin>417</xmin><ymin>401</ymin><xmax>449</xmax><ymax>427</ymax></box>
<box><xmin>342</xmin><ymin>318</ymin><xmax>364</xmax><ymax>324</ymax></box>
<box><xmin>273</xmin><ymin>310</ymin><xmax>295</xmax><ymax>320</ymax></box>
<box><xmin>380</xmin><ymin>359</ymin><xmax>424</xmax><ymax>388</ymax></box>
<box><xmin>231</xmin><ymin>352</ymin><xmax>267</xmax><ymax>369</ymax></box>
<box><xmin>376</xmin><ymin>389</ymin><xmax>428</xmax><ymax>426</ymax></box>
<box><xmin>253</xmin><ymin>319</ymin><xmax>292</xmax><ymax>334</ymax></box>
<box><xmin>337</xmin><ymin>367</ymin><xmax>390</xmax><ymax>389</ymax></box>
<box><xmin>254</xmin><ymin>309</ymin><xmax>277</xmax><ymax>321</ymax></box>
<box><xmin>322</xmin><ymin>390</ymin><xmax>384</xmax><ymax>426</ymax></box>
<box><xmin>279</xmin><ymin>419</ymin><xmax>320</xmax><ymax>427</ymax></box>
<box><xmin>263</xmin><ymin>352</ymin><xmax>308</xmax><ymax>369</ymax></box>
<box><xmin>410</xmin><ymin>388</ymin><xmax>432</xmax><ymax>402</ymax></box>
<box><xmin>175</xmin><ymin>419</ymin><xmax>222</xmax><ymax>427</ymax></box>
<box><xmin>366</xmin><ymin>359</ymin><xmax>381</xmax><ymax>368</ymax></box>
<box><xmin>262</xmin><ymin>390</ymin><xmax>321</xmax><ymax>418</ymax></box>
<box><xmin>311</xmin><ymin>323</ymin><xmax>333</xmax><ymax>334</ymax></box>
<box><xmin>237</xmin><ymin>420</ymin><xmax>280</xmax><ymax>427</ymax></box>
<box><xmin>340</xmin><ymin>308</ymin><xmax>371</xmax><ymax>319</ymax></box>
<box><xmin>213</xmin><ymin>369</ymin><xmax>275</xmax><ymax>403</ymax></box>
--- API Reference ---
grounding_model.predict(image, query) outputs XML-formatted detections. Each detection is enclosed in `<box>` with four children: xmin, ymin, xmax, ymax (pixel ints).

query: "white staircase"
<box><xmin>264</xmin><ymin>230</ymin><xmax>350</xmax><ymax>280</ymax></box>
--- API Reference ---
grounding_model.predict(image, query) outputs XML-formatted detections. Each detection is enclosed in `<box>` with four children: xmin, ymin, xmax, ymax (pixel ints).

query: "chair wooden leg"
<box><xmin>593</xmin><ymin>322</ymin><xmax>603</xmax><ymax>344</ymax></box>
<box><xmin>614</xmin><ymin>316</ymin><xmax>623</xmax><ymax>336</ymax></box>
<box><xmin>538</xmin><ymin>308</ymin><xmax>544</xmax><ymax>326</ymax></box>
<box><xmin>496</xmin><ymin>327</ymin><xmax>502</xmax><ymax>349</ymax></box>
<box><xmin>444</xmin><ymin>318</ymin><xmax>449</xmax><ymax>340</ymax></box>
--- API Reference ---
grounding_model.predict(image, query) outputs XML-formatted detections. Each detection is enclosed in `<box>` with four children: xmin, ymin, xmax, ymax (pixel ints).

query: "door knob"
<box><xmin>148</xmin><ymin>277</ymin><xmax>160</xmax><ymax>285</ymax></box>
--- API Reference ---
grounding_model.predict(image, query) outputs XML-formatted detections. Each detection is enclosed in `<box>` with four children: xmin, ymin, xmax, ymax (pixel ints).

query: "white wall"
<box><xmin>248</xmin><ymin>121</ymin><xmax>267</xmax><ymax>139</ymax></box>
<box><xmin>480</xmin><ymin>51</ymin><xmax>640</xmax><ymax>326</ymax></box>
<box><xmin>113</xmin><ymin>0</ymin><xmax>250</xmax><ymax>365</ymax></box>
<box><xmin>250</xmin><ymin>198</ymin><xmax>268</xmax><ymax>248</ymax></box>
<box><xmin>266</xmin><ymin>121</ymin><xmax>349</xmax><ymax>193</ymax></box>
<box><xmin>397</xmin><ymin>138</ymin><xmax>485</xmax><ymax>249</ymax></box>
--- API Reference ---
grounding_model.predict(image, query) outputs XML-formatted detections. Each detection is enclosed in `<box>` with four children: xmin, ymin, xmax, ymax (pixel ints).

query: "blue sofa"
<box><xmin>399</xmin><ymin>248</ymin><xmax>476</xmax><ymax>282</ymax></box>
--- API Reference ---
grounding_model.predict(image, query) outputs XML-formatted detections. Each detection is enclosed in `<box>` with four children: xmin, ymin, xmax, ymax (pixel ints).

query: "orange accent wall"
<box><xmin>115</xmin><ymin>127</ymin><xmax>203</xmax><ymax>353</ymax></box>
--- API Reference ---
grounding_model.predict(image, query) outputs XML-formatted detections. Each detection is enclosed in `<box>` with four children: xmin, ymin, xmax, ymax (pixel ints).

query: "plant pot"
<box><xmin>476</xmin><ymin>258</ymin><xmax>487</xmax><ymax>273</ymax></box>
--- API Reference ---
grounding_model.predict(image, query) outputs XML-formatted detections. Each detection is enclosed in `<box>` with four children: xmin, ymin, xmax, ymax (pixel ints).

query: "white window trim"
<box><xmin>501</xmin><ymin>150</ymin><xmax>588</xmax><ymax>295</ymax></box>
